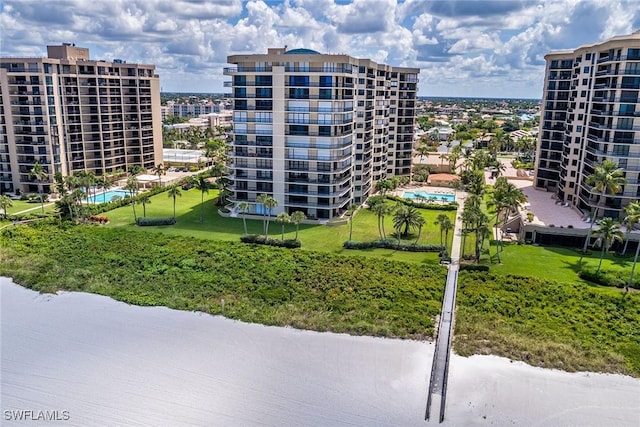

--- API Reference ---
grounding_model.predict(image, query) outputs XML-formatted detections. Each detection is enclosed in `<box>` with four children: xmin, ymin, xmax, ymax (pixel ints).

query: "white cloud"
<box><xmin>1</xmin><ymin>0</ymin><xmax>639</xmax><ymax>98</ymax></box>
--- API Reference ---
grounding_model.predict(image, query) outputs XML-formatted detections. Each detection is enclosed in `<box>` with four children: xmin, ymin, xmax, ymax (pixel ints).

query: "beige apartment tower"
<box><xmin>0</xmin><ymin>44</ymin><xmax>163</xmax><ymax>195</ymax></box>
<box><xmin>224</xmin><ymin>47</ymin><xmax>418</xmax><ymax>220</ymax></box>
<box><xmin>535</xmin><ymin>30</ymin><xmax>640</xmax><ymax>219</ymax></box>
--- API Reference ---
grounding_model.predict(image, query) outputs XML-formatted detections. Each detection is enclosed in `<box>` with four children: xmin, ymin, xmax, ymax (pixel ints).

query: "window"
<box><xmin>255</xmin><ymin>100</ymin><xmax>272</xmax><ymax>110</ymax></box>
<box><xmin>319</xmin><ymin>89</ymin><xmax>332</xmax><ymax>99</ymax></box>
<box><xmin>628</xmin><ymin>48</ymin><xmax>640</xmax><ymax>60</ymax></box>
<box><xmin>582</xmin><ymin>79</ymin><xmax>588</xmax><ymax>85</ymax></box>
<box><xmin>576</xmin><ymin>126</ymin><xmax>582</xmax><ymax>132</ymax></box>
<box><xmin>288</xmin><ymin>75</ymin><xmax>309</xmax><ymax>86</ymax></box>
<box><xmin>289</xmin><ymin>88</ymin><xmax>309</xmax><ymax>99</ymax></box>
<box><xmin>585</xmin><ymin>53</ymin><xmax>592</xmax><ymax>60</ymax></box>
<box><xmin>583</xmin><ymin>66</ymin><xmax>589</xmax><ymax>73</ymax></box>
<box><xmin>234</xmin><ymin>87</ymin><xmax>246</xmax><ymax>98</ymax></box>
<box><xmin>255</xmin><ymin>75</ymin><xmax>272</xmax><ymax>86</ymax></box>
<box><xmin>573</xmin><ymin>149</ymin><xmax>579</xmax><ymax>155</ymax></box>
<box><xmin>255</xmin><ymin>87</ymin><xmax>272</xmax><ymax>98</ymax></box>
<box><xmin>319</xmin><ymin>76</ymin><xmax>332</xmax><ymax>87</ymax></box>
<box><xmin>233</xmin><ymin>75</ymin><xmax>246</xmax><ymax>85</ymax></box>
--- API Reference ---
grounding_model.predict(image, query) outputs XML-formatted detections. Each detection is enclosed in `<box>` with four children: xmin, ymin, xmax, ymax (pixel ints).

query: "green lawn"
<box><xmin>5</xmin><ymin>199</ymin><xmax>56</xmax><ymax>215</ymax></box>
<box><xmin>104</xmin><ymin>188</ymin><xmax>456</xmax><ymax>265</ymax></box>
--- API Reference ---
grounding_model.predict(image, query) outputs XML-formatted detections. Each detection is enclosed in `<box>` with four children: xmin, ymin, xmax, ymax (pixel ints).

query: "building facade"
<box><xmin>224</xmin><ymin>47</ymin><xmax>418</xmax><ymax>220</ymax></box>
<box><xmin>535</xmin><ymin>30</ymin><xmax>640</xmax><ymax>219</ymax></box>
<box><xmin>0</xmin><ymin>44</ymin><xmax>163</xmax><ymax>195</ymax></box>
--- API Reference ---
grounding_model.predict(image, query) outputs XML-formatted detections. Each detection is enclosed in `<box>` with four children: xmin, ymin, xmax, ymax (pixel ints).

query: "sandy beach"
<box><xmin>2</xmin><ymin>277</ymin><xmax>639</xmax><ymax>426</ymax></box>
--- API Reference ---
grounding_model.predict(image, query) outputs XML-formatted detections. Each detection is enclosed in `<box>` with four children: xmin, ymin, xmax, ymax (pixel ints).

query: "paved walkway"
<box><xmin>426</xmin><ymin>192</ymin><xmax>465</xmax><ymax>423</ymax></box>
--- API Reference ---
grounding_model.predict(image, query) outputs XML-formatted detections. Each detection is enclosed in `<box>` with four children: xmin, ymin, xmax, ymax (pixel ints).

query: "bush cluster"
<box><xmin>578</xmin><ymin>267</ymin><xmax>635</xmax><ymax>288</ymax></box>
<box><xmin>89</xmin><ymin>215</ymin><xmax>109</xmax><ymax>224</ymax></box>
<box><xmin>343</xmin><ymin>239</ymin><xmax>444</xmax><ymax>252</ymax></box>
<box><xmin>135</xmin><ymin>217</ymin><xmax>176</xmax><ymax>226</ymax></box>
<box><xmin>460</xmin><ymin>263</ymin><xmax>490</xmax><ymax>272</ymax></box>
<box><xmin>240</xmin><ymin>234</ymin><xmax>301</xmax><ymax>248</ymax></box>
<box><xmin>384</xmin><ymin>195</ymin><xmax>458</xmax><ymax>210</ymax></box>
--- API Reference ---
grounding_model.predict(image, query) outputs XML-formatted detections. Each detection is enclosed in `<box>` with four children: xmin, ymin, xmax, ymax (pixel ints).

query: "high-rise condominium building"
<box><xmin>535</xmin><ymin>30</ymin><xmax>640</xmax><ymax>219</ymax></box>
<box><xmin>0</xmin><ymin>44</ymin><xmax>163</xmax><ymax>195</ymax></box>
<box><xmin>224</xmin><ymin>47</ymin><xmax>418</xmax><ymax>220</ymax></box>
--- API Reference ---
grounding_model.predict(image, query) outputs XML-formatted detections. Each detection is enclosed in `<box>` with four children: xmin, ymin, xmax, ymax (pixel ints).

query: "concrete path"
<box><xmin>426</xmin><ymin>191</ymin><xmax>466</xmax><ymax>423</ymax></box>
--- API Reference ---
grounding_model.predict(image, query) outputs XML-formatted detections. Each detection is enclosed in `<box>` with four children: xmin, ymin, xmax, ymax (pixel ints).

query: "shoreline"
<box><xmin>3</xmin><ymin>277</ymin><xmax>639</xmax><ymax>426</ymax></box>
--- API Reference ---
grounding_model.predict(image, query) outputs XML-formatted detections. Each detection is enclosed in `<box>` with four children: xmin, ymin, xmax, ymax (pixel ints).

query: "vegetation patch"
<box><xmin>578</xmin><ymin>266</ymin><xmax>636</xmax><ymax>289</ymax></box>
<box><xmin>240</xmin><ymin>234</ymin><xmax>301</xmax><ymax>248</ymax></box>
<box><xmin>136</xmin><ymin>217</ymin><xmax>176</xmax><ymax>226</ymax></box>
<box><xmin>343</xmin><ymin>239</ymin><xmax>444</xmax><ymax>252</ymax></box>
<box><xmin>0</xmin><ymin>224</ymin><xmax>445</xmax><ymax>339</ymax></box>
<box><xmin>455</xmin><ymin>271</ymin><xmax>640</xmax><ymax>376</ymax></box>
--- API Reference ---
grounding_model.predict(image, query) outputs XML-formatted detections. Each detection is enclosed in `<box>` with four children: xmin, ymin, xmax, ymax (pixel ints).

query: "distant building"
<box><xmin>534</xmin><ymin>30</ymin><xmax>640</xmax><ymax>219</ymax></box>
<box><xmin>224</xmin><ymin>47</ymin><xmax>418</xmax><ymax>220</ymax></box>
<box><xmin>0</xmin><ymin>44</ymin><xmax>163</xmax><ymax>195</ymax></box>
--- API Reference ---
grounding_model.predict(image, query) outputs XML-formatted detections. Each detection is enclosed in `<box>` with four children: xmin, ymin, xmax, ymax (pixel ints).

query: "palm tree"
<box><xmin>167</xmin><ymin>186</ymin><xmax>182</xmax><ymax>221</ymax></box>
<box><xmin>0</xmin><ymin>194</ymin><xmax>12</xmax><ymax>218</ymax></box>
<box><xmin>371</xmin><ymin>202</ymin><xmax>389</xmax><ymax>239</ymax></box>
<box><xmin>581</xmin><ymin>159</ymin><xmax>626</xmax><ymax>255</ymax></box>
<box><xmin>129</xmin><ymin>165</ymin><xmax>144</xmax><ymax>177</ymax></box>
<box><xmin>435</xmin><ymin>213</ymin><xmax>449</xmax><ymax>247</ymax></box>
<box><xmin>347</xmin><ymin>204</ymin><xmax>358</xmax><ymax>241</ymax></box>
<box><xmin>138</xmin><ymin>194</ymin><xmax>151</xmax><ymax>217</ymax></box>
<box><xmin>290</xmin><ymin>210</ymin><xmax>306</xmax><ymax>241</ymax></box>
<box><xmin>416</xmin><ymin>144</ymin><xmax>430</xmax><ymax>160</ymax></box>
<box><xmin>256</xmin><ymin>194</ymin><xmax>278</xmax><ymax>237</ymax></box>
<box><xmin>275</xmin><ymin>212</ymin><xmax>290</xmax><ymax>241</ymax></box>
<box><xmin>392</xmin><ymin>204</ymin><xmax>423</xmax><ymax>237</ymax></box>
<box><xmin>414</xmin><ymin>215</ymin><xmax>426</xmax><ymax>244</ymax></box>
<box><xmin>152</xmin><ymin>164</ymin><xmax>165</xmax><ymax>187</ymax></box>
<box><xmin>441</xmin><ymin>217</ymin><xmax>454</xmax><ymax>250</ymax></box>
<box><xmin>125</xmin><ymin>176</ymin><xmax>139</xmax><ymax>222</ymax></box>
<box><xmin>237</xmin><ymin>201</ymin><xmax>250</xmax><ymax>235</ymax></box>
<box><xmin>621</xmin><ymin>201</ymin><xmax>640</xmax><ymax>255</ymax></box>
<box><xmin>29</xmin><ymin>162</ymin><xmax>48</xmax><ymax>213</ymax></box>
<box><xmin>256</xmin><ymin>194</ymin><xmax>270</xmax><ymax>235</ymax></box>
<box><xmin>193</xmin><ymin>175</ymin><xmax>210</xmax><ymax>223</ymax></box>
<box><xmin>592</xmin><ymin>218</ymin><xmax>624</xmax><ymax>273</ymax></box>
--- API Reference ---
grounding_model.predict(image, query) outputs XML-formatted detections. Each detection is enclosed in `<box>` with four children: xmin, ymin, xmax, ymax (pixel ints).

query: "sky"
<box><xmin>1</xmin><ymin>0</ymin><xmax>639</xmax><ymax>99</ymax></box>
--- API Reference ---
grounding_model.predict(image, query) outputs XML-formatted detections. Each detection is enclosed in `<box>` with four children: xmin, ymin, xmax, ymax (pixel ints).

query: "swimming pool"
<box><xmin>403</xmin><ymin>191</ymin><xmax>455</xmax><ymax>203</ymax></box>
<box><xmin>86</xmin><ymin>190</ymin><xmax>130</xmax><ymax>204</ymax></box>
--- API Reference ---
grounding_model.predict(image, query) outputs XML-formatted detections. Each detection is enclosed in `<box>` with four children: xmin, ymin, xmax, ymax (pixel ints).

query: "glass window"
<box><xmin>319</xmin><ymin>76</ymin><xmax>332</xmax><ymax>87</ymax></box>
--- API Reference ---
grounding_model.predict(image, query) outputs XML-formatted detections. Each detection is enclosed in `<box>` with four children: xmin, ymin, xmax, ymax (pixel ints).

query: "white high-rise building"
<box><xmin>0</xmin><ymin>44</ymin><xmax>163</xmax><ymax>195</ymax></box>
<box><xmin>224</xmin><ymin>47</ymin><xmax>418</xmax><ymax>220</ymax></box>
<box><xmin>535</xmin><ymin>31</ymin><xmax>640</xmax><ymax>219</ymax></box>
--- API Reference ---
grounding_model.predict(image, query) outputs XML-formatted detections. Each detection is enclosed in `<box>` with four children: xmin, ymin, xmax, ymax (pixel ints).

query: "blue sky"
<box><xmin>2</xmin><ymin>0</ymin><xmax>639</xmax><ymax>98</ymax></box>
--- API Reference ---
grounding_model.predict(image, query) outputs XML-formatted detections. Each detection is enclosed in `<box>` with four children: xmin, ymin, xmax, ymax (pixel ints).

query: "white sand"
<box><xmin>2</xmin><ymin>277</ymin><xmax>639</xmax><ymax>426</ymax></box>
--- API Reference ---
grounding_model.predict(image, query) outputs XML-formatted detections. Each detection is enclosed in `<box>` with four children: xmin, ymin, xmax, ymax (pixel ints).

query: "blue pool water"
<box><xmin>86</xmin><ymin>190</ymin><xmax>130</xmax><ymax>204</ymax></box>
<box><xmin>403</xmin><ymin>191</ymin><xmax>455</xmax><ymax>203</ymax></box>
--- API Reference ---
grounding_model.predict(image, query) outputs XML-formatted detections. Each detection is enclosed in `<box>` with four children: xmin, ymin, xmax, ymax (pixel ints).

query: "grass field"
<box><xmin>4</xmin><ymin>199</ymin><xmax>56</xmax><ymax>215</ymax></box>
<box><xmin>456</xmin><ymin>271</ymin><xmax>640</xmax><ymax>376</ymax></box>
<box><xmin>103</xmin><ymin>188</ymin><xmax>456</xmax><ymax>264</ymax></box>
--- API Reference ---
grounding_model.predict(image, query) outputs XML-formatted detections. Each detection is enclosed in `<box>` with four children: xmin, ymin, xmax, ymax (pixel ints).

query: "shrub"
<box><xmin>526</xmin><ymin>212</ymin><xmax>534</xmax><ymax>222</ymax></box>
<box><xmin>89</xmin><ymin>215</ymin><xmax>109</xmax><ymax>224</ymax></box>
<box><xmin>343</xmin><ymin>239</ymin><xmax>444</xmax><ymax>252</ymax></box>
<box><xmin>240</xmin><ymin>234</ymin><xmax>301</xmax><ymax>248</ymax></box>
<box><xmin>460</xmin><ymin>263</ymin><xmax>489</xmax><ymax>272</ymax></box>
<box><xmin>578</xmin><ymin>267</ymin><xmax>631</xmax><ymax>288</ymax></box>
<box><xmin>135</xmin><ymin>217</ymin><xmax>176</xmax><ymax>226</ymax></box>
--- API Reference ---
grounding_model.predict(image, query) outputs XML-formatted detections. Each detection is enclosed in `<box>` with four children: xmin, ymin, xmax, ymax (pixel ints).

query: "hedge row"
<box><xmin>135</xmin><ymin>217</ymin><xmax>176</xmax><ymax>226</ymax></box>
<box><xmin>343</xmin><ymin>239</ymin><xmax>444</xmax><ymax>252</ymax></box>
<box><xmin>578</xmin><ymin>267</ymin><xmax>636</xmax><ymax>288</ymax></box>
<box><xmin>459</xmin><ymin>263</ymin><xmax>490</xmax><ymax>272</ymax></box>
<box><xmin>384</xmin><ymin>195</ymin><xmax>458</xmax><ymax>211</ymax></box>
<box><xmin>240</xmin><ymin>234</ymin><xmax>302</xmax><ymax>248</ymax></box>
